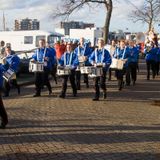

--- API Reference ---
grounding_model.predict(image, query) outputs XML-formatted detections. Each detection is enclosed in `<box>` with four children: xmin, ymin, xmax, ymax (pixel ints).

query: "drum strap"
<box><xmin>78</xmin><ymin>45</ymin><xmax>86</xmax><ymax>56</ymax></box>
<box><xmin>37</xmin><ymin>47</ymin><xmax>47</xmax><ymax>62</ymax></box>
<box><xmin>95</xmin><ymin>48</ymin><xmax>105</xmax><ymax>63</ymax></box>
<box><xmin>64</xmin><ymin>52</ymin><xmax>73</xmax><ymax>66</ymax></box>
<box><xmin>116</xmin><ymin>47</ymin><xmax>126</xmax><ymax>60</ymax></box>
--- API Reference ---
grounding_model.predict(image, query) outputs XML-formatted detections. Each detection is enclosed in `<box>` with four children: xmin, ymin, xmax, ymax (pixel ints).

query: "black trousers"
<box><xmin>155</xmin><ymin>62</ymin><xmax>160</xmax><ymax>75</ymax></box>
<box><xmin>76</xmin><ymin>71</ymin><xmax>81</xmax><ymax>89</ymax></box>
<box><xmin>60</xmin><ymin>70</ymin><xmax>77</xmax><ymax>96</ymax></box>
<box><xmin>94</xmin><ymin>69</ymin><xmax>106</xmax><ymax>99</ymax></box>
<box><xmin>115</xmin><ymin>69</ymin><xmax>126</xmax><ymax>90</ymax></box>
<box><xmin>35</xmin><ymin>69</ymin><xmax>52</xmax><ymax>95</ymax></box>
<box><xmin>0</xmin><ymin>91</ymin><xmax>8</xmax><ymax>125</ymax></box>
<box><xmin>108</xmin><ymin>68</ymin><xmax>112</xmax><ymax>80</ymax></box>
<box><xmin>146</xmin><ymin>60</ymin><xmax>156</xmax><ymax>80</ymax></box>
<box><xmin>3</xmin><ymin>79</ymin><xmax>20</xmax><ymax>96</ymax></box>
<box><xmin>76</xmin><ymin>71</ymin><xmax>89</xmax><ymax>89</ymax></box>
<box><xmin>50</xmin><ymin>64</ymin><xmax>57</xmax><ymax>84</ymax></box>
<box><xmin>126</xmin><ymin>62</ymin><xmax>137</xmax><ymax>85</ymax></box>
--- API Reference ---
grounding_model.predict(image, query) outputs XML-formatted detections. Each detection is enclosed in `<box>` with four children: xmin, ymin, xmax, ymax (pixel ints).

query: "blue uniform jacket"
<box><xmin>74</xmin><ymin>43</ymin><xmax>92</xmax><ymax>66</ymax></box>
<box><xmin>144</xmin><ymin>47</ymin><xmax>157</xmax><ymax>62</ymax></box>
<box><xmin>32</xmin><ymin>47</ymin><xmax>53</xmax><ymax>70</ymax></box>
<box><xmin>128</xmin><ymin>47</ymin><xmax>139</xmax><ymax>63</ymax></box>
<box><xmin>5</xmin><ymin>52</ymin><xmax>20</xmax><ymax>72</ymax></box>
<box><xmin>47</xmin><ymin>47</ymin><xmax>57</xmax><ymax>65</ymax></box>
<box><xmin>0</xmin><ymin>63</ymin><xmax>9</xmax><ymax>88</ymax></box>
<box><xmin>156</xmin><ymin>48</ymin><xmax>160</xmax><ymax>62</ymax></box>
<box><xmin>59</xmin><ymin>52</ymin><xmax>79</xmax><ymax>70</ymax></box>
<box><xmin>113</xmin><ymin>47</ymin><xmax>130</xmax><ymax>67</ymax></box>
<box><xmin>89</xmin><ymin>48</ymin><xmax>112</xmax><ymax>71</ymax></box>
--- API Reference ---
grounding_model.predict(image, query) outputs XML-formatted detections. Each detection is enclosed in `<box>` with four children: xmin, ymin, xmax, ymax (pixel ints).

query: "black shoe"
<box><xmin>49</xmin><ymin>91</ymin><xmax>52</xmax><ymax>95</ymax></box>
<box><xmin>86</xmin><ymin>84</ymin><xmax>89</xmax><ymax>88</ymax></box>
<box><xmin>59</xmin><ymin>94</ymin><xmax>65</xmax><ymax>98</ymax></box>
<box><xmin>0</xmin><ymin>122</ymin><xmax>7</xmax><ymax>129</ymax></box>
<box><xmin>17</xmin><ymin>86</ymin><xmax>20</xmax><ymax>95</ymax></box>
<box><xmin>73</xmin><ymin>93</ymin><xmax>77</xmax><ymax>97</ymax></box>
<box><xmin>77</xmin><ymin>86</ymin><xmax>81</xmax><ymax>90</ymax></box>
<box><xmin>92</xmin><ymin>97</ymin><xmax>99</xmax><ymax>101</ymax></box>
<box><xmin>118</xmin><ymin>86</ymin><xmax>122</xmax><ymax>91</ymax></box>
<box><xmin>3</xmin><ymin>94</ymin><xmax>9</xmax><ymax>97</ymax></box>
<box><xmin>103</xmin><ymin>92</ymin><xmax>107</xmax><ymax>99</ymax></box>
<box><xmin>33</xmin><ymin>94</ymin><xmax>41</xmax><ymax>97</ymax></box>
<box><xmin>132</xmin><ymin>81</ymin><xmax>135</xmax><ymax>86</ymax></box>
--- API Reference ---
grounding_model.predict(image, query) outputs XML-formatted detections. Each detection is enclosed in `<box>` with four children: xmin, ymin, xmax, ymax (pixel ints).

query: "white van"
<box><xmin>0</xmin><ymin>30</ymin><xmax>62</xmax><ymax>58</ymax></box>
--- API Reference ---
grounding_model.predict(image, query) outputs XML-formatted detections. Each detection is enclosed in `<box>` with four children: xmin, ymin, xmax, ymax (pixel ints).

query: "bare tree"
<box><xmin>53</xmin><ymin>0</ymin><xmax>113</xmax><ymax>44</ymax></box>
<box><xmin>129</xmin><ymin>0</ymin><xmax>160</xmax><ymax>32</ymax></box>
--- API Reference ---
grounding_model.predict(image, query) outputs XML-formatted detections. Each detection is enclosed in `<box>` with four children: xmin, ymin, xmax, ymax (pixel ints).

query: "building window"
<box><xmin>24</xmin><ymin>36</ymin><xmax>33</xmax><ymax>44</ymax></box>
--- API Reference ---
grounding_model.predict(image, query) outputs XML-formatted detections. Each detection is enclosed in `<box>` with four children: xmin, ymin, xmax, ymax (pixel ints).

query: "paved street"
<box><xmin>0</xmin><ymin>60</ymin><xmax>160</xmax><ymax>160</ymax></box>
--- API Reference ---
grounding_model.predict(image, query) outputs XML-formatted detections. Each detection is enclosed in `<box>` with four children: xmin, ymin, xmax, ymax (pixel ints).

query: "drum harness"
<box><xmin>64</xmin><ymin>52</ymin><xmax>73</xmax><ymax>67</ymax></box>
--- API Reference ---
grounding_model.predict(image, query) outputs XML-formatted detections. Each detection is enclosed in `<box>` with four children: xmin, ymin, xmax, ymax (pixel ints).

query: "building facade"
<box><xmin>15</xmin><ymin>18</ymin><xmax>40</xmax><ymax>31</ymax></box>
<box><xmin>60</xmin><ymin>21</ymin><xmax>95</xmax><ymax>35</ymax></box>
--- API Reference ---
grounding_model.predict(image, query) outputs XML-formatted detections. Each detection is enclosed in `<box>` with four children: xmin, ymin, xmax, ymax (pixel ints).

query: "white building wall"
<box><xmin>55</xmin><ymin>27</ymin><xmax>104</xmax><ymax>46</ymax></box>
<box><xmin>69</xmin><ymin>28</ymin><xmax>94</xmax><ymax>45</ymax></box>
<box><xmin>54</xmin><ymin>28</ymin><xmax>65</xmax><ymax>36</ymax></box>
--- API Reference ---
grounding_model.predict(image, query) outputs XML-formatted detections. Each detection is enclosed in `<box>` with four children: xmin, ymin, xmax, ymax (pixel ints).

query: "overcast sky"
<box><xmin>0</xmin><ymin>0</ymin><xmax>159</xmax><ymax>32</ymax></box>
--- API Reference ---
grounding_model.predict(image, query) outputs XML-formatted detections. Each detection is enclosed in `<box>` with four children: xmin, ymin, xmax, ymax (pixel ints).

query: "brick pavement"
<box><xmin>0</xmin><ymin>60</ymin><xmax>160</xmax><ymax>160</ymax></box>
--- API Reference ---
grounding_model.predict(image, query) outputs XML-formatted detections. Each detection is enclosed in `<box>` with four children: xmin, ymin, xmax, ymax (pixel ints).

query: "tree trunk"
<box><xmin>104</xmin><ymin>0</ymin><xmax>113</xmax><ymax>44</ymax></box>
<box><xmin>148</xmin><ymin>19</ymin><xmax>152</xmax><ymax>31</ymax></box>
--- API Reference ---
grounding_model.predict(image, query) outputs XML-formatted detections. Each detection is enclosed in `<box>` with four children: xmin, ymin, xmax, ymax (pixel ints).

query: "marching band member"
<box><xmin>3</xmin><ymin>46</ymin><xmax>20</xmax><ymax>97</ymax></box>
<box><xmin>89</xmin><ymin>38</ymin><xmax>111</xmax><ymax>101</ymax></box>
<box><xmin>46</xmin><ymin>42</ymin><xmax>57</xmax><ymax>84</ymax></box>
<box><xmin>74</xmin><ymin>37</ymin><xmax>91</xmax><ymax>90</ymax></box>
<box><xmin>156</xmin><ymin>47</ymin><xmax>160</xmax><ymax>76</ymax></box>
<box><xmin>126</xmin><ymin>41</ymin><xmax>139</xmax><ymax>85</ymax></box>
<box><xmin>58</xmin><ymin>43</ymin><xmax>78</xmax><ymax>98</ymax></box>
<box><xmin>108</xmin><ymin>40</ymin><xmax>117</xmax><ymax>81</ymax></box>
<box><xmin>113</xmin><ymin>40</ymin><xmax>130</xmax><ymax>91</ymax></box>
<box><xmin>144</xmin><ymin>42</ymin><xmax>157</xmax><ymax>80</ymax></box>
<box><xmin>31</xmin><ymin>39</ymin><xmax>53</xmax><ymax>97</ymax></box>
<box><xmin>0</xmin><ymin>60</ymin><xmax>9</xmax><ymax>129</ymax></box>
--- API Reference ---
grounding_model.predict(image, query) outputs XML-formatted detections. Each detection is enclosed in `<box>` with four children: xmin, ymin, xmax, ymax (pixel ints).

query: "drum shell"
<box><xmin>80</xmin><ymin>66</ymin><xmax>92</xmax><ymax>74</ymax></box>
<box><xmin>89</xmin><ymin>67</ymin><xmax>103</xmax><ymax>78</ymax></box>
<box><xmin>3</xmin><ymin>69</ymin><xmax>15</xmax><ymax>81</ymax></box>
<box><xmin>57</xmin><ymin>68</ymin><xmax>70</xmax><ymax>76</ymax></box>
<box><xmin>29</xmin><ymin>62</ymin><xmax>44</xmax><ymax>72</ymax></box>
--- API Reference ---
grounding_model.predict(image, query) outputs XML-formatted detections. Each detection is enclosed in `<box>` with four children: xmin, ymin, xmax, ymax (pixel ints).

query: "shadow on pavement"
<box><xmin>0</xmin><ymin>152</ymin><xmax>159</xmax><ymax>160</ymax></box>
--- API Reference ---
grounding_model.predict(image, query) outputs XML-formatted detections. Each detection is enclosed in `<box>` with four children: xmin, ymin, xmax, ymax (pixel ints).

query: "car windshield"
<box><xmin>48</xmin><ymin>35</ymin><xmax>60</xmax><ymax>46</ymax></box>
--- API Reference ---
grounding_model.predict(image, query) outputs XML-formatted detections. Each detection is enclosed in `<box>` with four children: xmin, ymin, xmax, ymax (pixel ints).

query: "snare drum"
<box><xmin>76</xmin><ymin>62</ymin><xmax>85</xmax><ymax>71</ymax></box>
<box><xmin>29</xmin><ymin>61</ymin><xmax>44</xmax><ymax>72</ymax></box>
<box><xmin>3</xmin><ymin>68</ymin><xmax>16</xmax><ymax>81</ymax></box>
<box><xmin>80</xmin><ymin>66</ymin><xmax>92</xmax><ymax>74</ymax></box>
<box><xmin>88</xmin><ymin>67</ymin><xmax>103</xmax><ymax>78</ymax></box>
<box><xmin>57</xmin><ymin>67</ymin><xmax>71</xmax><ymax>76</ymax></box>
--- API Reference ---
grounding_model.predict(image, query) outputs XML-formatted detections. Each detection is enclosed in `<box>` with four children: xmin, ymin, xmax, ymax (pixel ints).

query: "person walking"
<box><xmin>31</xmin><ymin>39</ymin><xmax>53</xmax><ymax>97</ymax></box>
<box><xmin>58</xmin><ymin>43</ymin><xmax>78</xmax><ymax>98</ymax></box>
<box><xmin>89</xmin><ymin>38</ymin><xmax>112</xmax><ymax>101</ymax></box>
